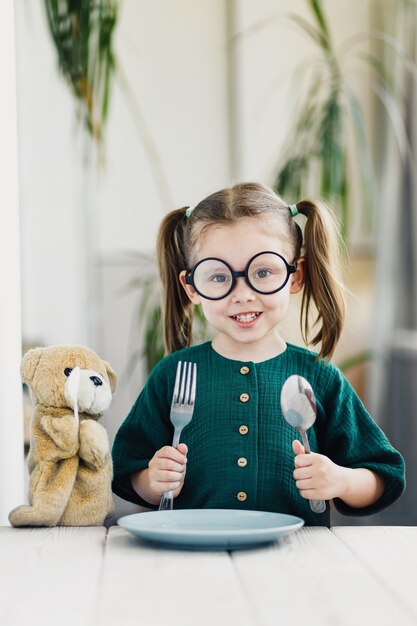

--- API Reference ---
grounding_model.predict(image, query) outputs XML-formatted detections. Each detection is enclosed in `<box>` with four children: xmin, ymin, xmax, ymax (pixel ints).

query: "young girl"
<box><xmin>112</xmin><ymin>182</ymin><xmax>405</xmax><ymax>525</ymax></box>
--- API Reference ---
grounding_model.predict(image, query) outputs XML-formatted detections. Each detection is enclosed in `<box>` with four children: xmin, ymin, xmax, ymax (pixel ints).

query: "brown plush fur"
<box><xmin>9</xmin><ymin>345</ymin><xmax>117</xmax><ymax>527</ymax></box>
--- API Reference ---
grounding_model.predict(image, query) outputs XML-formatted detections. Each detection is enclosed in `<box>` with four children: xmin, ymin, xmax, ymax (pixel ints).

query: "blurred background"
<box><xmin>2</xmin><ymin>0</ymin><xmax>416</xmax><ymax>524</ymax></box>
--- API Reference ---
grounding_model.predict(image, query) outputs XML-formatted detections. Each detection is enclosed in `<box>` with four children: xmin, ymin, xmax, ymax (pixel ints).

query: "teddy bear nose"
<box><xmin>90</xmin><ymin>376</ymin><xmax>103</xmax><ymax>387</ymax></box>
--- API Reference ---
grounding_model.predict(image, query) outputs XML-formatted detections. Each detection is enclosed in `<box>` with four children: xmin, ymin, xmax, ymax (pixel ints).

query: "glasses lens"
<box><xmin>247</xmin><ymin>253</ymin><xmax>289</xmax><ymax>293</ymax></box>
<box><xmin>193</xmin><ymin>259</ymin><xmax>233</xmax><ymax>298</ymax></box>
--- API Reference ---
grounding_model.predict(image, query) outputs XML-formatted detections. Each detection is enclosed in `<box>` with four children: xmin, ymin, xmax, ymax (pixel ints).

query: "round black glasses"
<box><xmin>185</xmin><ymin>251</ymin><xmax>297</xmax><ymax>300</ymax></box>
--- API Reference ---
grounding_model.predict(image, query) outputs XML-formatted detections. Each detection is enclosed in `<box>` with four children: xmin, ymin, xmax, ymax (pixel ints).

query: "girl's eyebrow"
<box><xmin>195</xmin><ymin>250</ymin><xmax>292</xmax><ymax>268</ymax></box>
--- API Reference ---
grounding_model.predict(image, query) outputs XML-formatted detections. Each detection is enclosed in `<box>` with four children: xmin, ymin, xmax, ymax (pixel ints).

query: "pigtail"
<box><xmin>296</xmin><ymin>200</ymin><xmax>346</xmax><ymax>360</ymax></box>
<box><xmin>156</xmin><ymin>208</ymin><xmax>194</xmax><ymax>354</ymax></box>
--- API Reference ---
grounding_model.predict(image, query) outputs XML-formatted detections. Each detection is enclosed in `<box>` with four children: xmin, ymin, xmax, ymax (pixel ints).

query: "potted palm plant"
<box><xmin>272</xmin><ymin>0</ymin><xmax>410</xmax><ymax>242</ymax></box>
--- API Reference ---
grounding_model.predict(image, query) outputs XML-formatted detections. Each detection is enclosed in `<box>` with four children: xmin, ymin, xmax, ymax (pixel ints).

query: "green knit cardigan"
<box><xmin>112</xmin><ymin>342</ymin><xmax>405</xmax><ymax>526</ymax></box>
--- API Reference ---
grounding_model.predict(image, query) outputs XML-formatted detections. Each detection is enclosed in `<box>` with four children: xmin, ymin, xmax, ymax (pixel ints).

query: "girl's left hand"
<box><xmin>292</xmin><ymin>439</ymin><xmax>348</xmax><ymax>501</ymax></box>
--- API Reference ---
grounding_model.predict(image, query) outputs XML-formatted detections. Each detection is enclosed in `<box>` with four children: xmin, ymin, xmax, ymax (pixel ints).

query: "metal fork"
<box><xmin>158</xmin><ymin>361</ymin><xmax>197</xmax><ymax>511</ymax></box>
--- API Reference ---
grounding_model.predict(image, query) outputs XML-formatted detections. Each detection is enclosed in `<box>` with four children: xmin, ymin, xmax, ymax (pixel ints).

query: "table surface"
<box><xmin>0</xmin><ymin>524</ymin><xmax>415</xmax><ymax>626</ymax></box>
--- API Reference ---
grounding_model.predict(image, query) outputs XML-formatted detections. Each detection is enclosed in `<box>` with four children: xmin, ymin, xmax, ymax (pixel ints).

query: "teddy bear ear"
<box><xmin>103</xmin><ymin>361</ymin><xmax>117</xmax><ymax>393</ymax></box>
<box><xmin>21</xmin><ymin>347</ymin><xmax>44</xmax><ymax>385</ymax></box>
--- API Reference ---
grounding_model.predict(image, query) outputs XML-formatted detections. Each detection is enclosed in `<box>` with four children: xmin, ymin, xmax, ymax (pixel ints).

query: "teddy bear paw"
<box><xmin>79</xmin><ymin>419</ymin><xmax>110</xmax><ymax>469</ymax></box>
<box><xmin>8</xmin><ymin>504</ymin><xmax>58</xmax><ymax>527</ymax></box>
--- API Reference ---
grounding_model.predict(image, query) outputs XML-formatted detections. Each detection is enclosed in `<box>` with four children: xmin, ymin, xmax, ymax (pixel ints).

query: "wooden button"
<box><xmin>237</xmin><ymin>491</ymin><xmax>247</xmax><ymax>502</ymax></box>
<box><xmin>239</xmin><ymin>425</ymin><xmax>249</xmax><ymax>435</ymax></box>
<box><xmin>239</xmin><ymin>393</ymin><xmax>249</xmax><ymax>403</ymax></box>
<box><xmin>240</xmin><ymin>366</ymin><xmax>250</xmax><ymax>375</ymax></box>
<box><xmin>237</xmin><ymin>457</ymin><xmax>247</xmax><ymax>467</ymax></box>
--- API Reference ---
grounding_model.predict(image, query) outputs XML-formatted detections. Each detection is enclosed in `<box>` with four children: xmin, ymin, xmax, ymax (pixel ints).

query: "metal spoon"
<box><xmin>280</xmin><ymin>375</ymin><xmax>326</xmax><ymax>514</ymax></box>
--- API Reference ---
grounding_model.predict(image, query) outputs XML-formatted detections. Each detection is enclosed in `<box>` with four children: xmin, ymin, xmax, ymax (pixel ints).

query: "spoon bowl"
<box><xmin>280</xmin><ymin>374</ymin><xmax>317</xmax><ymax>430</ymax></box>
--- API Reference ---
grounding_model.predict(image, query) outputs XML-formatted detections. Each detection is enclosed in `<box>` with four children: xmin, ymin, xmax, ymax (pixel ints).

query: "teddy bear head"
<box><xmin>22</xmin><ymin>345</ymin><xmax>117</xmax><ymax>416</ymax></box>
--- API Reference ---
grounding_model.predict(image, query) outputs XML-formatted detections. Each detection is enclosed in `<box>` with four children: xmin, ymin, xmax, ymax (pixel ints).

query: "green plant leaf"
<box><xmin>44</xmin><ymin>0</ymin><xmax>118</xmax><ymax>144</ymax></box>
<box><xmin>346</xmin><ymin>86</ymin><xmax>376</xmax><ymax>232</ymax></box>
<box><xmin>309</xmin><ymin>0</ymin><xmax>330</xmax><ymax>36</ymax></box>
<box><xmin>288</xmin><ymin>14</ymin><xmax>327</xmax><ymax>49</ymax></box>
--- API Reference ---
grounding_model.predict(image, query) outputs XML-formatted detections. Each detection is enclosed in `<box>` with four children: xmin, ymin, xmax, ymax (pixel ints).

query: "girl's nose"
<box><xmin>230</xmin><ymin>277</ymin><xmax>256</xmax><ymax>303</ymax></box>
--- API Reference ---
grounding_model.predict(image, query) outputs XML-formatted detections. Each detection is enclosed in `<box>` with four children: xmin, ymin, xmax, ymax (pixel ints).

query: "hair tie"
<box><xmin>288</xmin><ymin>204</ymin><xmax>299</xmax><ymax>217</ymax></box>
<box><xmin>185</xmin><ymin>206</ymin><xmax>194</xmax><ymax>218</ymax></box>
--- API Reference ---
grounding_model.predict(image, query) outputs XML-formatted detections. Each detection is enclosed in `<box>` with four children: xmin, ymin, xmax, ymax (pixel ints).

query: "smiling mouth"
<box><xmin>231</xmin><ymin>312</ymin><xmax>261</xmax><ymax>323</ymax></box>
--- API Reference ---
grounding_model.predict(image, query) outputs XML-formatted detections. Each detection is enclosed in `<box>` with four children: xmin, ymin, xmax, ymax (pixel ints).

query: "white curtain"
<box><xmin>368</xmin><ymin>0</ymin><xmax>417</xmax><ymax>524</ymax></box>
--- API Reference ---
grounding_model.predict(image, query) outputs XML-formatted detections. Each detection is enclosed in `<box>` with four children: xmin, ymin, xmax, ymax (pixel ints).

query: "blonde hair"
<box><xmin>156</xmin><ymin>182</ymin><xmax>345</xmax><ymax>360</ymax></box>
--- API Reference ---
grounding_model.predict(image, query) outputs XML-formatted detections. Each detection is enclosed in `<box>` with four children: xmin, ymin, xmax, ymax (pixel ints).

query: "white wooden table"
<box><xmin>0</xmin><ymin>525</ymin><xmax>415</xmax><ymax>626</ymax></box>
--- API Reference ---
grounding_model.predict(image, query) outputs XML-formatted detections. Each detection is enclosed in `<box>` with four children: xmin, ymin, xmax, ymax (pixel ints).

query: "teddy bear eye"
<box><xmin>64</xmin><ymin>368</ymin><xmax>73</xmax><ymax>377</ymax></box>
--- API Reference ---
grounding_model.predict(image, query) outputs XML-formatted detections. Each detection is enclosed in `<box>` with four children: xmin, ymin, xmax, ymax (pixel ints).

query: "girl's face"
<box><xmin>180</xmin><ymin>217</ymin><xmax>304</xmax><ymax>361</ymax></box>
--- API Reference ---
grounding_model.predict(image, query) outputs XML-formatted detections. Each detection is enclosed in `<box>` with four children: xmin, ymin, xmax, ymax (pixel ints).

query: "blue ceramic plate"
<box><xmin>117</xmin><ymin>509</ymin><xmax>304</xmax><ymax>550</ymax></box>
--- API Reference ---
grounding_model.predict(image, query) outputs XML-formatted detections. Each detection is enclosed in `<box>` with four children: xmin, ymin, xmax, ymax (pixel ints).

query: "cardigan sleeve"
<box><xmin>111</xmin><ymin>359</ymin><xmax>174</xmax><ymax>507</ymax></box>
<box><xmin>315</xmin><ymin>363</ymin><xmax>405</xmax><ymax>517</ymax></box>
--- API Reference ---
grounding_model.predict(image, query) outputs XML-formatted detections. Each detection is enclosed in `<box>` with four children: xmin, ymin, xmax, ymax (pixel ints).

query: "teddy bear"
<box><xmin>9</xmin><ymin>344</ymin><xmax>117</xmax><ymax>527</ymax></box>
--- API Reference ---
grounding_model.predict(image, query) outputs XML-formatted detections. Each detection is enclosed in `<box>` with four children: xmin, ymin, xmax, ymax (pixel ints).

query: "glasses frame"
<box><xmin>185</xmin><ymin>251</ymin><xmax>297</xmax><ymax>300</ymax></box>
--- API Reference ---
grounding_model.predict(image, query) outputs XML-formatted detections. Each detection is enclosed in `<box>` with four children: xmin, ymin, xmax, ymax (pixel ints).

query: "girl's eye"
<box><xmin>209</xmin><ymin>273</ymin><xmax>230</xmax><ymax>284</ymax></box>
<box><xmin>254</xmin><ymin>268</ymin><xmax>272</xmax><ymax>279</ymax></box>
<box><xmin>64</xmin><ymin>368</ymin><xmax>73</xmax><ymax>377</ymax></box>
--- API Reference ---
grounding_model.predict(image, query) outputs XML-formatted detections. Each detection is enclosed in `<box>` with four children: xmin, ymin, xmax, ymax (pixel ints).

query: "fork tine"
<box><xmin>178</xmin><ymin>361</ymin><xmax>187</xmax><ymax>404</ymax></box>
<box><xmin>183</xmin><ymin>362</ymin><xmax>192</xmax><ymax>404</ymax></box>
<box><xmin>172</xmin><ymin>361</ymin><xmax>182</xmax><ymax>404</ymax></box>
<box><xmin>190</xmin><ymin>363</ymin><xmax>197</xmax><ymax>404</ymax></box>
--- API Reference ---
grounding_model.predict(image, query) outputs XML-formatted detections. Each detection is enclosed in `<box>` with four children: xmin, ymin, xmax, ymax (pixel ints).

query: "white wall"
<box><xmin>97</xmin><ymin>0</ymin><xmax>231</xmax><ymax>257</ymax></box>
<box><xmin>0</xmin><ymin>0</ymin><xmax>25</xmax><ymax>524</ymax></box>
<box><xmin>15</xmin><ymin>1</ymin><xmax>94</xmax><ymax>348</ymax></box>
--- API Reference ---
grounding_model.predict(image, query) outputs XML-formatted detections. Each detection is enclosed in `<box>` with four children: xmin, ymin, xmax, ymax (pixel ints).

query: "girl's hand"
<box><xmin>292</xmin><ymin>440</ymin><xmax>385</xmax><ymax>508</ymax></box>
<box><xmin>147</xmin><ymin>443</ymin><xmax>188</xmax><ymax>498</ymax></box>
<box><xmin>292</xmin><ymin>439</ymin><xmax>347</xmax><ymax>501</ymax></box>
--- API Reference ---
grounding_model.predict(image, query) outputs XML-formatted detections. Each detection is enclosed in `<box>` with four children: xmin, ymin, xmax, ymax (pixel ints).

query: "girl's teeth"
<box><xmin>234</xmin><ymin>313</ymin><xmax>258</xmax><ymax>322</ymax></box>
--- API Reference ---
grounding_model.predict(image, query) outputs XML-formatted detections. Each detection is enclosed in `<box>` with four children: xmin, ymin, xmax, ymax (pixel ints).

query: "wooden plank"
<box><xmin>0</xmin><ymin>526</ymin><xmax>106</xmax><ymax>626</ymax></box>
<box><xmin>333</xmin><ymin>526</ymin><xmax>417</xmax><ymax>623</ymax></box>
<box><xmin>231</xmin><ymin>526</ymin><xmax>416</xmax><ymax>626</ymax></box>
<box><xmin>98</xmin><ymin>527</ymin><xmax>252</xmax><ymax>626</ymax></box>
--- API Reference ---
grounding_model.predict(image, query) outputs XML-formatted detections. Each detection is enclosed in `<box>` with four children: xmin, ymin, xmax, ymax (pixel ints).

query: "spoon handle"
<box><xmin>299</xmin><ymin>429</ymin><xmax>326</xmax><ymax>514</ymax></box>
<box><xmin>310</xmin><ymin>498</ymin><xmax>326</xmax><ymax>514</ymax></box>
<box><xmin>300</xmin><ymin>429</ymin><xmax>311</xmax><ymax>453</ymax></box>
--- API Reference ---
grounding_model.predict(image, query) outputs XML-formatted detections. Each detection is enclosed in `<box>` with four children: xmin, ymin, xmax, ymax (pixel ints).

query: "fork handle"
<box><xmin>172</xmin><ymin>427</ymin><xmax>182</xmax><ymax>448</ymax></box>
<box><xmin>158</xmin><ymin>490</ymin><xmax>174</xmax><ymax>511</ymax></box>
<box><xmin>158</xmin><ymin>429</ymin><xmax>184</xmax><ymax>511</ymax></box>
